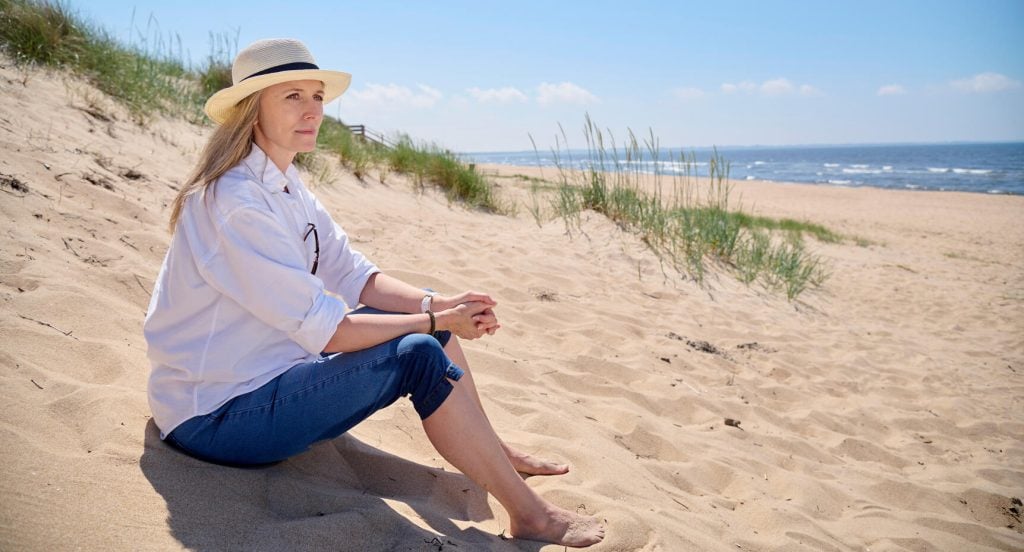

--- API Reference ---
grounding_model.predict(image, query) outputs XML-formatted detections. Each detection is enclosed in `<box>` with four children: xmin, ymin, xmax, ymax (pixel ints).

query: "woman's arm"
<box><xmin>358</xmin><ymin>273</ymin><xmax>498</xmax><ymax>314</ymax></box>
<box><xmin>357</xmin><ymin>272</ymin><xmax>436</xmax><ymax>313</ymax></box>
<box><xmin>323</xmin><ymin>301</ymin><xmax>499</xmax><ymax>353</ymax></box>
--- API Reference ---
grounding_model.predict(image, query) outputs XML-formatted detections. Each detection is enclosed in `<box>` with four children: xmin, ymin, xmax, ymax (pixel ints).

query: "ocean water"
<box><xmin>464</xmin><ymin>142</ymin><xmax>1024</xmax><ymax>195</ymax></box>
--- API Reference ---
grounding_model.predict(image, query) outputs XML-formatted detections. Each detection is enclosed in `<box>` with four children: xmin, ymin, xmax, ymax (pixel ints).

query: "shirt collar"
<box><xmin>241</xmin><ymin>144</ymin><xmax>303</xmax><ymax>195</ymax></box>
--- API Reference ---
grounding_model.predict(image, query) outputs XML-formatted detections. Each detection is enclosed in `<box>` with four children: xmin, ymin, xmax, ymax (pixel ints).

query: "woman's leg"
<box><xmin>166</xmin><ymin>333</ymin><xmax>464</xmax><ymax>466</ymax></box>
<box><xmin>421</xmin><ymin>372</ymin><xmax>605</xmax><ymax>547</ymax></box>
<box><xmin>442</xmin><ymin>337</ymin><xmax>569</xmax><ymax>476</ymax></box>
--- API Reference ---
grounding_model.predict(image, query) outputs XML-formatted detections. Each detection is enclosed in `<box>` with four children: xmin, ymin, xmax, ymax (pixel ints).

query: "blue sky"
<box><xmin>71</xmin><ymin>1</ymin><xmax>1024</xmax><ymax>152</ymax></box>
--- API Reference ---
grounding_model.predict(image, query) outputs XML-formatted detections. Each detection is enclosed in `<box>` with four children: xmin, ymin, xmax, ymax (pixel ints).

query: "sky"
<box><xmin>70</xmin><ymin>1</ymin><xmax>1024</xmax><ymax>153</ymax></box>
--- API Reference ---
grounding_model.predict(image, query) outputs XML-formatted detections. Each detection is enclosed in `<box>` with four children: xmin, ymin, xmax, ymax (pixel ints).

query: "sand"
<box><xmin>1</xmin><ymin>57</ymin><xmax>1022</xmax><ymax>551</ymax></box>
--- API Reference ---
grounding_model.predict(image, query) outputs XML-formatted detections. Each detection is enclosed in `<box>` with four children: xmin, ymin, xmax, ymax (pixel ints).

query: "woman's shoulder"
<box><xmin>204</xmin><ymin>164</ymin><xmax>272</xmax><ymax>218</ymax></box>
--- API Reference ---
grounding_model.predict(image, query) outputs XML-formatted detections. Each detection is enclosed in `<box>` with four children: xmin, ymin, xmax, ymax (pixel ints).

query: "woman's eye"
<box><xmin>314</xmin><ymin>94</ymin><xmax>324</xmax><ymax>102</ymax></box>
<box><xmin>287</xmin><ymin>93</ymin><xmax>300</xmax><ymax>100</ymax></box>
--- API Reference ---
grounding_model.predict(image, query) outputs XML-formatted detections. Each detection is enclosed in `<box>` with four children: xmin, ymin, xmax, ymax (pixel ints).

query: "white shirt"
<box><xmin>144</xmin><ymin>145</ymin><xmax>379</xmax><ymax>437</ymax></box>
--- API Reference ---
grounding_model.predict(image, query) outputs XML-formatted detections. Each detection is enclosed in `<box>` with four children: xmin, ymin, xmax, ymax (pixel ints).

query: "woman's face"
<box><xmin>254</xmin><ymin>79</ymin><xmax>324</xmax><ymax>165</ymax></box>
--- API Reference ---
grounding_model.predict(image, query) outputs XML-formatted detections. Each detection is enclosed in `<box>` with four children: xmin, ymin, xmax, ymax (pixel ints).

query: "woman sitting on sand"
<box><xmin>142</xmin><ymin>38</ymin><xmax>604</xmax><ymax>547</ymax></box>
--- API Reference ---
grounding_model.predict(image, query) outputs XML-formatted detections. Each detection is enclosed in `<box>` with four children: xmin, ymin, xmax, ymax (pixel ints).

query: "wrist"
<box><xmin>425</xmin><ymin>310</ymin><xmax>436</xmax><ymax>335</ymax></box>
<box><xmin>419</xmin><ymin>291</ymin><xmax>439</xmax><ymax>313</ymax></box>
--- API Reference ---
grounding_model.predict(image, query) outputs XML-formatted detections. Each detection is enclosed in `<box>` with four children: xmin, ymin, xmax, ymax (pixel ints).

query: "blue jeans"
<box><xmin>166</xmin><ymin>307</ymin><xmax>463</xmax><ymax>466</ymax></box>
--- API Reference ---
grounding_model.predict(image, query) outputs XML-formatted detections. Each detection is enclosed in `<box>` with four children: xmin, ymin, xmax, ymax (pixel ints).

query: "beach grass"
<box><xmin>0</xmin><ymin>0</ymin><xmax>218</xmax><ymax>122</ymax></box>
<box><xmin>310</xmin><ymin>116</ymin><xmax>506</xmax><ymax>212</ymax></box>
<box><xmin>534</xmin><ymin>115</ymin><xmax>831</xmax><ymax>299</ymax></box>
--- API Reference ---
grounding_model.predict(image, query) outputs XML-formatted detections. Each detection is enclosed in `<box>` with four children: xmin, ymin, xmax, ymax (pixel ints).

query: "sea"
<box><xmin>464</xmin><ymin>142</ymin><xmax>1024</xmax><ymax>196</ymax></box>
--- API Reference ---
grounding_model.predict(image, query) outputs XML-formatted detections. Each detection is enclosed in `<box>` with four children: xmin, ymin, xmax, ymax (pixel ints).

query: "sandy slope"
<box><xmin>1</xmin><ymin>58</ymin><xmax>1022</xmax><ymax>551</ymax></box>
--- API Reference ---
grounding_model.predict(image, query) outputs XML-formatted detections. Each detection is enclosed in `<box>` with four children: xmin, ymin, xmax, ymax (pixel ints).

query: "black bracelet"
<box><xmin>426</xmin><ymin>310</ymin><xmax>436</xmax><ymax>335</ymax></box>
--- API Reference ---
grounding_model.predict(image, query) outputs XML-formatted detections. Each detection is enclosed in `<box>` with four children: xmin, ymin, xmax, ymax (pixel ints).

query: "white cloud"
<box><xmin>672</xmin><ymin>86</ymin><xmax>705</xmax><ymax>100</ymax></box>
<box><xmin>342</xmin><ymin>83</ymin><xmax>442</xmax><ymax>108</ymax></box>
<box><xmin>536</xmin><ymin>81</ymin><xmax>599</xmax><ymax>106</ymax></box>
<box><xmin>467</xmin><ymin>86</ymin><xmax>528</xmax><ymax>103</ymax></box>
<box><xmin>721</xmin><ymin>81</ymin><xmax>756</xmax><ymax>94</ymax></box>
<box><xmin>760</xmin><ymin>78</ymin><xmax>794</xmax><ymax>96</ymax></box>
<box><xmin>877</xmin><ymin>84</ymin><xmax>907</xmax><ymax>96</ymax></box>
<box><xmin>950</xmin><ymin>72</ymin><xmax>1021</xmax><ymax>93</ymax></box>
<box><xmin>799</xmin><ymin>84</ymin><xmax>823</xmax><ymax>97</ymax></box>
<box><xmin>721</xmin><ymin>77</ymin><xmax>820</xmax><ymax>98</ymax></box>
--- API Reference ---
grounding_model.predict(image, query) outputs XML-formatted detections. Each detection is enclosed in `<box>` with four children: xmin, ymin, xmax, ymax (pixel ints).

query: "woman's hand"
<box><xmin>436</xmin><ymin>301</ymin><xmax>501</xmax><ymax>339</ymax></box>
<box><xmin>433</xmin><ymin>291</ymin><xmax>500</xmax><ymax>336</ymax></box>
<box><xmin>433</xmin><ymin>291</ymin><xmax>496</xmax><ymax>311</ymax></box>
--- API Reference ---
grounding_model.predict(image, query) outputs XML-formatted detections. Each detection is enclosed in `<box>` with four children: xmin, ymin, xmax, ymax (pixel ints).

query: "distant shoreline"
<box><xmin>465</xmin><ymin>142</ymin><xmax>1024</xmax><ymax>196</ymax></box>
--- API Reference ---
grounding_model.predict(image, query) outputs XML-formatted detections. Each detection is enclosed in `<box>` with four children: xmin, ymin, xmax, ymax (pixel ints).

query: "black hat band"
<box><xmin>242</xmin><ymin>61</ymin><xmax>320</xmax><ymax>82</ymax></box>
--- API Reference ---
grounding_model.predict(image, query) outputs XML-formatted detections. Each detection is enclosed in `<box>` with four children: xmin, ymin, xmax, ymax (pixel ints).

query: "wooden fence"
<box><xmin>347</xmin><ymin>125</ymin><xmax>397</xmax><ymax>149</ymax></box>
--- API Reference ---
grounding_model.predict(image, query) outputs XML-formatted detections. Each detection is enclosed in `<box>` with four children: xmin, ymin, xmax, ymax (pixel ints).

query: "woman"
<box><xmin>143</xmin><ymin>38</ymin><xmax>604</xmax><ymax>547</ymax></box>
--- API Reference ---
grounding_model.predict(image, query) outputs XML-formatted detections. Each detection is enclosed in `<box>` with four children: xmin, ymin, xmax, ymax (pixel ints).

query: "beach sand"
<box><xmin>2</xmin><ymin>58</ymin><xmax>1023</xmax><ymax>551</ymax></box>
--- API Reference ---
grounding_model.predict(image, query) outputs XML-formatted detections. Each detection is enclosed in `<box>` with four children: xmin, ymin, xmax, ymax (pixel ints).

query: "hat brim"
<box><xmin>204</xmin><ymin>69</ymin><xmax>352</xmax><ymax>124</ymax></box>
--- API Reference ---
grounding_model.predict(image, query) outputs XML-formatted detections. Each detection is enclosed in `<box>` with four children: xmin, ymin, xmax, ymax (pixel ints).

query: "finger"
<box><xmin>464</xmin><ymin>291</ymin><xmax>497</xmax><ymax>306</ymax></box>
<box><xmin>472</xmin><ymin>313</ymin><xmax>497</xmax><ymax>325</ymax></box>
<box><xmin>465</xmin><ymin>301</ymin><xmax>492</xmax><ymax>316</ymax></box>
<box><xmin>474</xmin><ymin>318</ymin><xmax>499</xmax><ymax>332</ymax></box>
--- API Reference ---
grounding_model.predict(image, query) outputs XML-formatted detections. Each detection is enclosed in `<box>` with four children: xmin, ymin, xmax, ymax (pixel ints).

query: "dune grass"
<box><xmin>534</xmin><ymin>115</ymin><xmax>831</xmax><ymax>299</ymax></box>
<box><xmin>0</xmin><ymin>0</ymin><xmax>224</xmax><ymax>123</ymax></box>
<box><xmin>308</xmin><ymin>116</ymin><xmax>505</xmax><ymax>212</ymax></box>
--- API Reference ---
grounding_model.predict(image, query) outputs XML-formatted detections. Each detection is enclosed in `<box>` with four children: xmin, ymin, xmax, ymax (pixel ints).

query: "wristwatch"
<box><xmin>420</xmin><ymin>292</ymin><xmax>438</xmax><ymax>313</ymax></box>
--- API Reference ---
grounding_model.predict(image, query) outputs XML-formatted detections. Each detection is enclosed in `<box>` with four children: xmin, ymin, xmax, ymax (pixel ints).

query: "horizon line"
<box><xmin>458</xmin><ymin>139</ymin><xmax>1024</xmax><ymax>156</ymax></box>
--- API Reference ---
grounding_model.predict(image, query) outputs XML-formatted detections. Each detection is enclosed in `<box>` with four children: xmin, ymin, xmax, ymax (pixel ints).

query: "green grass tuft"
<box><xmin>536</xmin><ymin>114</ymin><xmax>833</xmax><ymax>300</ymax></box>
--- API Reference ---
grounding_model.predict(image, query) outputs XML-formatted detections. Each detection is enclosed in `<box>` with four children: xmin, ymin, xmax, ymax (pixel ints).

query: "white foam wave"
<box><xmin>745</xmin><ymin>175</ymin><xmax>755</xmax><ymax>180</ymax></box>
<box><xmin>842</xmin><ymin>168</ymin><xmax>882</xmax><ymax>174</ymax></box>
<box><xmin>824</xmin><ymin>163</ymin><xmax>840</xmax><ymax>168</ymax></box>
<box><xmin>828</xmin><ymin>179</ymin><xmax>852</xmax><ymax>185</ymax></box>
<box><xmin>753</xmin><ymin>161</ymin><xmax>766</xmax><ymax>165</ymax></box>
<box><xmin>850</xmin><ymin>164</ymin><xmax>870</xmax><ymax>169</ymax></box>
<box><xmin>952</xmin><ymin>168</ymin><xmax>992</xmax><ymax>175</ymax></box>
<box><xmin>882</xmin><ymin>165</ymin><xmax>893</xmax><ymax>171</ymax></box>
<box><xmin>927</xmin><ymin>167</ymin><xmax>950</xmax><ymax>173</ymax></box>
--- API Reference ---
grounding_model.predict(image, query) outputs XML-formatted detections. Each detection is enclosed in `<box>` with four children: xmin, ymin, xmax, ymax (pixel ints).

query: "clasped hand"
<box><xmin>434</xmin><ymin>291</ymin><xmax>500</xmax><ymax>340</ymax></box>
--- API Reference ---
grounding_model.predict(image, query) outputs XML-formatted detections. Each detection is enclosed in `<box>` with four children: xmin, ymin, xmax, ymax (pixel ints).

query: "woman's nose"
<box><xmin>304</xmin><ymin>101</ymin><xmax>323</xmax><ymax>120</ymax></box>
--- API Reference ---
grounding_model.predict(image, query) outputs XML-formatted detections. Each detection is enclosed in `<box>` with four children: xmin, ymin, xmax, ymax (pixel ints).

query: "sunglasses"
<box><xmin>303</xmin><ymin>223</ymin><xmax>319</xmax><ymax>275</ymax></box>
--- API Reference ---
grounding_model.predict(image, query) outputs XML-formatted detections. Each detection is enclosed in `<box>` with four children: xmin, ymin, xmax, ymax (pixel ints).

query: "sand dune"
<box><xmin>2</xmin><ymin>58</ymin><xmax>1023</xmax><ymax>550</ymax></box>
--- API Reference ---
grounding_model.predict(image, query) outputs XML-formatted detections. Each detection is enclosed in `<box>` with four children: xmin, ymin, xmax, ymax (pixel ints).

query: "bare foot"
<box><xmin>510</xmin><ymin>505</ymin><xmax>605</xmax><ymax>547</ymax></box>
<box><xmin>503</xmin><ymin>444</ymin><xmax>570</xmax><ymax>476</ymax></box>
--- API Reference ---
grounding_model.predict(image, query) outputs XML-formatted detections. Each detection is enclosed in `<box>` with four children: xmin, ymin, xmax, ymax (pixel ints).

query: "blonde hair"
<box><xmin>167</xmin><ymin>92</ymin><xmax>262</xmax><ymax>233</ymax></box>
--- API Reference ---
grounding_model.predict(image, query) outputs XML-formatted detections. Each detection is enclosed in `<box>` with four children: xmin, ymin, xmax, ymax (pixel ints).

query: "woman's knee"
<box><xmin>396</xmin><ymin>333</ymin><xmax>450</xmax><ymax>382</ymax></box>
<box><xmin>394</xmin><ymin>333</ymin><xmax>464</xmax><ymax>413</ymax></box>
<box><xmin>397</xmin><ymin>332</ymin><xmax>446</xmax><ymax>359</ymax></box>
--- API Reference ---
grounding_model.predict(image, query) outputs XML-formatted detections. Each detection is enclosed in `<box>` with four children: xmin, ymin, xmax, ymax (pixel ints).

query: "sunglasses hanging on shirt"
<box><xmin>303</xmin><ymin>223</ymin><xmax>319</xmax><ymax>275</ymax></box>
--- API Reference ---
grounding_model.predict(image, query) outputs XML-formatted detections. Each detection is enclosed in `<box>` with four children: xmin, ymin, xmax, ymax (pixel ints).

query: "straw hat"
<box><xmin>204</xmin><ymin>38</ymin><xmax>351</xmax><ymax>124</ymax></box>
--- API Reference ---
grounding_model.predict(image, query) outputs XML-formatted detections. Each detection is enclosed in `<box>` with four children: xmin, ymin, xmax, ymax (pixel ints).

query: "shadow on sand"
<box><xmin>140</xmin><ymin>420</ymin><xmax>542</xmax><ymax>551</ymax></box>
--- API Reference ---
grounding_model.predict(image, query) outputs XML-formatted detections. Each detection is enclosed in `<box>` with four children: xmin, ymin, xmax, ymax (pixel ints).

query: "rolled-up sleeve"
<box><xmin>197</xmin><ymin>206</ymin><xmax>347</xmax><ymax>354</ymax></box>
<box><xmin>312</xmin><ymin>196</ymin><xmax>380</xmax><ymax>307</ymax></box>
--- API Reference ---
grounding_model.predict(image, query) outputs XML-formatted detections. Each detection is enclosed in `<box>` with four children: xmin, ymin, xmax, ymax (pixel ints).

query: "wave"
<box><xmin>823</xmin><ymin>163</ymin><xmax>840</xmax><ymax>168</ymax></box>
<box><xmin>842</xmin><ymin>168</ymin><xmax>883</xmax><ymax>174</ymax></box>
<box><xmin>952</xmin><ymin>168</ymin><xmax>992</xmax><ymax>175</ymax></box>
<box><xmin>850</xmin><ymin>164</ymin><xmax>870</xmax><ymax>169</ymax></box>
<box><xmin>927</xmin><ymin>167</ymin><xmax>950</xmax><ymax>173</ymax></box>
<box><xmin>827</xmin><ymin>179</ymin><xmax>852</xmax><ymax>185</ymax></box>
